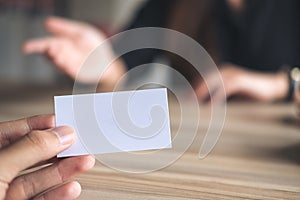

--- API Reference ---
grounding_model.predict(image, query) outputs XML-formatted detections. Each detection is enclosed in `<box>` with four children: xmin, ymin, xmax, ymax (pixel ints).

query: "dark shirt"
<box><xmin>116</xmin><ymin>0</ymin><xmax>300</xmax><ymax>73</ymax></box>
<box><xmin>217</xmin><ymin>0</ymin><xmax>300</xmax><ymax>72</ymax></box>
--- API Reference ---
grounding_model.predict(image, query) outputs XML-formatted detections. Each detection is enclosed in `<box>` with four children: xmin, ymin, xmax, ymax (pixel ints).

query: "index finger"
<box><xmin>22</xmin><ymin>37</ymin><xmax>58</xmax><ymax>54</ymax></box>
<box><xmin>45</xmin><ymin>16</ymin><xmax>87</xmax><ymax>37</ymax></box>
<box><xmin>0</xmin><ymin>126</ymin><xmax>75</xmax><ymax>183</ymax></box>
<box><xmin>0</xmin><ymin>115</ymin><xmax>55</xmax><ymax>148</ymax></box>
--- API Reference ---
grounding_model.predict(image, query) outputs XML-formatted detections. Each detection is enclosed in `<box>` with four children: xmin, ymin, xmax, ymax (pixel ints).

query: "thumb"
<box><xmin>0</xmin><ymin>126</ymin><xmax>75</xmax><ymax>183</ymax></box>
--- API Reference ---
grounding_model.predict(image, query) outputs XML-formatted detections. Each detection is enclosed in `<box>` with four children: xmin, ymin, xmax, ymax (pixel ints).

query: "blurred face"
<box><xmin>226</xmin><ymin>0</ymin><xmax>245</xmax><ymax>12</ymax></box>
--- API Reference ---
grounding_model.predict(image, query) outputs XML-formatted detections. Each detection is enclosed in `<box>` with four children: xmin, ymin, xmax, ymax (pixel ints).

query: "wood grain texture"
<box><xmin>0</xmin><ymin>85</ymin><xmax>299</xmax><ymax>199</ymax></box>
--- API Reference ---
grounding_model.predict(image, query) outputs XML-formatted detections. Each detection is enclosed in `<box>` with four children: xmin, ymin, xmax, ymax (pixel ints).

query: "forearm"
<box><xmin>239</xmin><ymin>70</ymin><xmax>289</xmax><ymax>102</ymax></box>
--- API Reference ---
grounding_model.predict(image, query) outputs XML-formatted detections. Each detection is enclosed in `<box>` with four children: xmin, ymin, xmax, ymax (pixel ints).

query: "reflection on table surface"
<box><xmin>0</xmin><ymin>84</ymin><xmax>299</xmax><ymax>199</ymax></box>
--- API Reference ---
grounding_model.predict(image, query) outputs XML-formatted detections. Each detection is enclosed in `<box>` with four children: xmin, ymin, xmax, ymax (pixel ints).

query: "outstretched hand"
<box><xmin>23</xmin><ymin>16</ymin><xmax>125</xmax><ymax>89</ymax></box>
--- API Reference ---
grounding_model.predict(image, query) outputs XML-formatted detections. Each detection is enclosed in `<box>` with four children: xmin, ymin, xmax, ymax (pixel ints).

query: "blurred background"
<box><xmin>0</xmin><ymin>0</ymin><xmax>145</xmax><ymax>85</ymax></box>
<box><xmin>0</xmin><ymin>2</ymin><xmax>299</xmax><ymax>198</ymax></box>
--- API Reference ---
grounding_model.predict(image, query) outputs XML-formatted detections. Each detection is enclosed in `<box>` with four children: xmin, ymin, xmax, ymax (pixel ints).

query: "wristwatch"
<box><xmin>287</xmin><ymin>66</ymin><xmax>300</xmax><ymax>100</ymax></box>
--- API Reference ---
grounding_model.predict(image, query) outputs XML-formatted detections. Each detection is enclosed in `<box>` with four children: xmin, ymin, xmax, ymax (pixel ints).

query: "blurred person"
<box><xmin>0</xmin><ymin>115</ymin><xmax>95</xmax><ymax>200</ymax></box>
<box><xmin>23</xmin><ymin>0</ymin><xmax>300</xmax><ymax>102</ymax></box>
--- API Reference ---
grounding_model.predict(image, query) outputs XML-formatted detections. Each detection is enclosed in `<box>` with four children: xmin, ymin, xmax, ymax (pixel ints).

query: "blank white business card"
<box><xmin>55</xmin><ymin>88</ymin><xmax>172</xmax><ymax>157</ymax></box>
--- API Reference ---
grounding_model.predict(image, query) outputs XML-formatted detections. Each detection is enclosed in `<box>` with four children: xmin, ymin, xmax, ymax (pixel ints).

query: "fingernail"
<box><xmin>52</xmin><ymin>126</ymin><xmax>75</xmax><ymax>145</ymax></box>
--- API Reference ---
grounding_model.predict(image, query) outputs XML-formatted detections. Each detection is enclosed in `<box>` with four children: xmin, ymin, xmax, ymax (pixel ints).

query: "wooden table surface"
<box><xmin>0</xmin><ymin>84</ymin><xmax>300</xmax><ymax>200</ymax></box>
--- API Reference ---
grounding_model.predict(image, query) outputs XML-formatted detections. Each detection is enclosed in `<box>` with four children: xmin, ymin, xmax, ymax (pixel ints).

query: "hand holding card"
<box><xmin>54</xmin><ymin>88</ymin><xmax>172</xmax><ymax>157</ymax></box>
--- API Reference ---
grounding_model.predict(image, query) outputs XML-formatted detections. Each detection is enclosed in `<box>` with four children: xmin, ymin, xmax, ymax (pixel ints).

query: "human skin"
<box><xmin>23</xmin><ymin>16</ymin><xmax>125</xmax><ymax>91</ymax></box>
<box><xmin>195</xmin><ymin>63</ymin><xmax>289</xmax><ymax>103</ymax></box>
<box><xmin>23</xmin><ymin>17</ymin><xmax>288</xmax><ymax>102</ymax></box>
<box><xmin>0</xmin><ymin>115</ymin><xmax>95</xmax><ymax>200</ymax></box>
